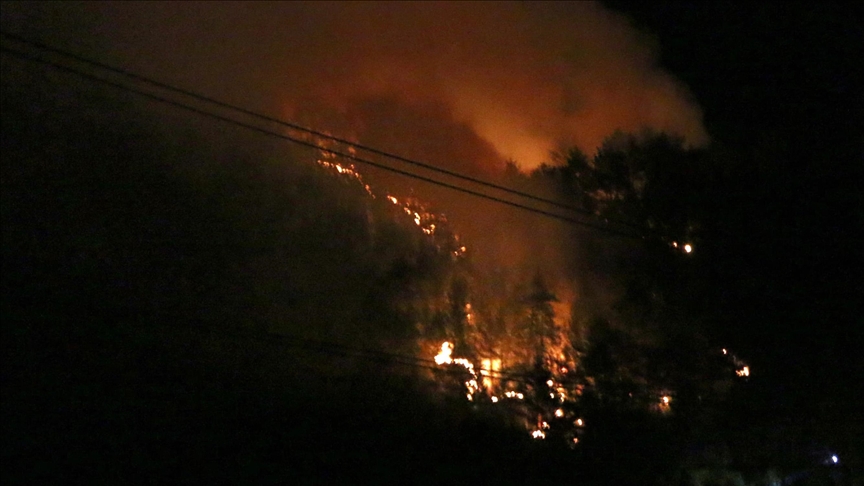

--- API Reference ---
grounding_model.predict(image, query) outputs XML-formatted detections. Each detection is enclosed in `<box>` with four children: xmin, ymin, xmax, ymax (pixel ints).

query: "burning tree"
<box><xmin>313</xmin><ymin>130</ymin><xmax>747</xmax><ymax>450</ymax></box>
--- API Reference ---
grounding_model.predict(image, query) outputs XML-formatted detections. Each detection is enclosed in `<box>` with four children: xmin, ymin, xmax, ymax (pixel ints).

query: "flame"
<box><xmin>313</xmin><ymin>158</ymin><xmax>724</xmax><ymax>442</ymax></box>
<box><xmin>316</xmin><ymin>159</ymin><xmax>373</xmax><ymax>196</ymax></box>
<box><xmin>433</xmin><ymin>341</ymin><xmax>480</xmax><ymax>399</ymax></box>
<box><xmin>724</xmin><ymin>348</ymin><xmax>751</xmax><ymax>378</ymax></box>
<box><xmin>671</xmin><ymin>241</ymin><xmax>693</xmax><ymax>254</ymax></box>
<box><xmin>434</xmin><ymin>341</ymin><xmax>454</xmax><ymax>365</ymax></box>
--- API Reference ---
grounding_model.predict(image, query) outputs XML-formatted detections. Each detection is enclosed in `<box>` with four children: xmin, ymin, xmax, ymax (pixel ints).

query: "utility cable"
<box><xmin>0</xmin><ymin>42</ymin><xmax>645</xmax><ymax>238</ymax></box>
<box><xmin>0</xmin><ymin>30</ymin><xmax>649</xmax><ymax>234</ymax></box>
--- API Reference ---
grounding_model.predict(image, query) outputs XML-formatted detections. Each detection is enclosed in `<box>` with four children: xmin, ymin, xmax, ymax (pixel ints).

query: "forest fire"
<box><xmin>314</xmin><ymin>146</ymin><xmax>749</xmax><ymax>445</ymax></box>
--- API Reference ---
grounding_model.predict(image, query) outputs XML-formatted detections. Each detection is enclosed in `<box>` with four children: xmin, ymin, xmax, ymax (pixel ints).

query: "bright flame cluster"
<box><xmin>434</xmin><ymin>342</ymin><xmax>480</xmax><ymax>400</ymax></box>
<box><xmin>386</xmin><ymin>195</ymin><xmax>440</xmax><ymax>236</ymax></box>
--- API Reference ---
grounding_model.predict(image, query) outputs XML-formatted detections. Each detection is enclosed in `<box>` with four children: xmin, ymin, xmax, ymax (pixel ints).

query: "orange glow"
<box><xmin>480</xmin><ymin>358</ymin><xmax>501</xmax><ymax>391</ymax></box>
<box><xmin>434</xmin><ymin>341</ymin><xmax>454</xmax><ymax>365</ymax></box>
<box><xmin>555</xmin><ymin>408</ymin><xmax>564</xmax><ymax>418</ymax></box>
<box><xmin>317</xmin><ymin>159</ymin><xmax>373</xmax><ymax>195</ymax></box>
<box><xmin>684</xmin><ymin>244</ymin><xmax>693</xmax><ymax>253</ymax></box>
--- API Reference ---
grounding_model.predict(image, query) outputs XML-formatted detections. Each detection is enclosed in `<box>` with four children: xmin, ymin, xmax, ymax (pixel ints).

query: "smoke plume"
<box><xmin>3</xmin><ymin>1</ymin><xmax>707</xmax><ymax>173</ymax></box>
<box><xmin>2</xmin><ymin>1</ymin><xmax>709</xmax><ymax>324</ymax></box>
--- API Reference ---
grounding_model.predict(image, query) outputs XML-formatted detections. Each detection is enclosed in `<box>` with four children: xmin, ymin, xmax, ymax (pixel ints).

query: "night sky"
<box><xmin>611</xmin><ymin>1</ymin><xmax>863</xmax><ymax>389</ymax></box>
<box><xmin>612</xmin><ymin>3</ymin><xmax>863</xmax><ymax>469</ymax></box>
<box><xmin>2</xmin><ymin>1</ymin><xmax>862</xmax><ymax>483</ymax></box>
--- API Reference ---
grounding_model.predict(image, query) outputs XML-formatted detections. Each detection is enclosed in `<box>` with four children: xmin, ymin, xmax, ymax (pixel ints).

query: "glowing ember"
<box><xmin>491</xmin><ymin>396</ymin><xmax>499</xmax><ymax>403</ymax></box>
<box><xmin>546</xmin><ymin>379</ymin><xmax>554</xmax><ymax>387</ymax></box>
<box><xmin>684</xmin><ymin>243</ymin><xmax>693</xmax><ymax>253</ymax></box>
<box><xmin>575</xmin><ymin>418</ymin><xmax>584</xmax><ymax>427</ymax></box>
<box><xmin>532</xmin><ymin>430</ymin><xmax>546</xmax><ymax>440</ymax></box>
<box><xmin>736</xmin><ymin>366</ymin><xmax>750</xmax><ymax>377</ymax></box>
<box><xmin>316</xmin><ymin>159</ymin><xmax>373</xmax><ymax>195</ymax></box>
<box><xmin>555</xmin><ymin>408</ymin><xmax>564</xmax><ymax>418</ymax></box>
<box><xmin>505</xmin><ymin>391</ymin><xmax>524</xmax><ymax>400</ymax></box>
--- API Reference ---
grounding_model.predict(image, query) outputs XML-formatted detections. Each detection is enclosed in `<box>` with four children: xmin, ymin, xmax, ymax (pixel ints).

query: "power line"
<box><xmin>0</xmin><ymin>41</ymin><xmax>646</xmax><ymax>238</ymax></box>
<box><xmin>0</xmin><ymin>39</ymin><xmax>641</xmax><ymax>376</ymax></box>
<box><xmin>0</xmin><ymin>31</ymin><xmax>649</xmax><ymax>236</ymax></box>
<box><xmin>0</xmin><ymin>31</ymin><xmax>622</xmax><ymax>222</ymax></box>
<box><xmin>181</xmin><ymin>324</ymin><xmax>581</xmax><ymax>388</ymax></box>
<box><xmin>0</xmin><ymin>38</ymin><xmax>697</xmax><ymax>395</ymax></box>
